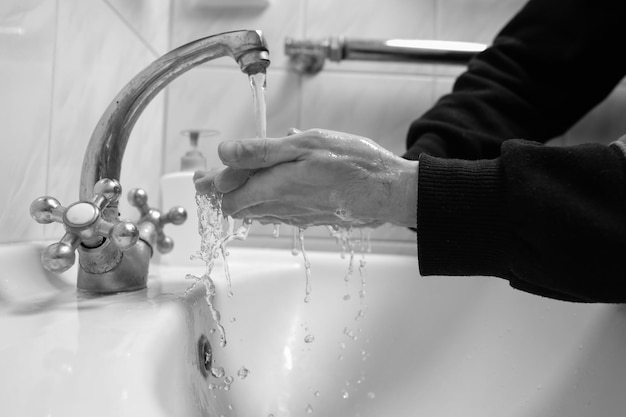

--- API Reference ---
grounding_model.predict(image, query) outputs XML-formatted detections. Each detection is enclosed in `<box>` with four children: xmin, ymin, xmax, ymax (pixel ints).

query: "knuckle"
<box><xmin>309</xmin><ymin>128</ymin><xmax>325</xmax><ymax>138</ymax></box>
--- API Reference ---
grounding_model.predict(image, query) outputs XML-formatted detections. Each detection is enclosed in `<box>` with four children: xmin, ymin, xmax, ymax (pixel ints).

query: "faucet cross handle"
<box><xmin>127</xmin><ymin>188</ymin><xmax>187</xmax><ymax>254</ymax></box>
<box><xmin>30</xmin><ymin>178</ymin><xmax>140</xmax><ymax>273</ymax></box>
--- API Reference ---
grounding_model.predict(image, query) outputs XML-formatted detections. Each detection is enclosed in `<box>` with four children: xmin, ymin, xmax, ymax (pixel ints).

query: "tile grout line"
<box><xmin>43</xmin><ymin>0</ymin><xmax>61</xmax><ymax>241</ymax></box>
<box><xmin>161</xmin><ymin>0</ymin><xmax>175</xmax><ymax>182</ymax></box>
<box><xmin>102</xmin><ymin>0</ymin><xmax>161</xmax><ymax>58</ymax></box>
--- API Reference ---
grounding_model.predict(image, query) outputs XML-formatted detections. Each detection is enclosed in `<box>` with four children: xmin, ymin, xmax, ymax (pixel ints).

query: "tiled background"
<box><xmin>2</xmin><ymin>0</ymin><xmax>626</xmax><ymax>248</ymax></box>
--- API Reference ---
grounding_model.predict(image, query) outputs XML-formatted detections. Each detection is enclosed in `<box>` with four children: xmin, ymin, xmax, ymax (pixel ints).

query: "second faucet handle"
<box><xmin>127</xmin><ymin>188</ymin><xmax>187</xmax><ymax>254</ymax></box>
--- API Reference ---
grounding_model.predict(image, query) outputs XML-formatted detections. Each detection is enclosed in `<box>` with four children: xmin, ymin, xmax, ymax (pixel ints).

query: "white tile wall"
<box><xmin>105</xmin><ymin>0</ymin><xmax>171</xmax><ymax>55</ymax></box>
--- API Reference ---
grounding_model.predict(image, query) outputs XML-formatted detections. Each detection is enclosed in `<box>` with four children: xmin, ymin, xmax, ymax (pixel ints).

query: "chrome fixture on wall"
<box><xmin>285</xmin><ymin>37</ymin><xmax>486</xmax><ymax>74</ymax></box>
<box><xmin>30</xmin><ymin>30</ymin><xmax>270</xmax><ymax>294</ymax></box>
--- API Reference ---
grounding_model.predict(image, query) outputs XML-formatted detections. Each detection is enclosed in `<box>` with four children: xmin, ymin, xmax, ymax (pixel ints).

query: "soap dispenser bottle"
<box><xmin>160</xmin><ymin>129</ymin><xmax>218</xmax><ymax>265</ymax></box>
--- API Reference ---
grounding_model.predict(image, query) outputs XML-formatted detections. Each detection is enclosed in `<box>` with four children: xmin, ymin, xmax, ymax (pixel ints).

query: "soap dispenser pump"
<box><xmin>160</xmin><ymin>129</ymin><xmax>219</xmax><ymax>265</ymax></box>
<box><xmin>181</xmin><ymin>130</ymin><xmax>208</xmax><ymax>171</ymax></box>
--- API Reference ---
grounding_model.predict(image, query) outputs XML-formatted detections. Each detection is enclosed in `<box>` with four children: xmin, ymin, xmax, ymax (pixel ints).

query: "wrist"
<box><xmin>387</xmin><ymin>159</ymin><xmax>419</xmax><ymax>227</ymax></box>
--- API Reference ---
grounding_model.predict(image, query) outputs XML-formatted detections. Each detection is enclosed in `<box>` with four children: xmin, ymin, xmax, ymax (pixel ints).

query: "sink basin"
<box><xmin>1</xmin><ymin>239</ymin><xmax>626</xmax><ymax>416</ymax></box>
<box><xmin>0</xmin><ymin>242</ymin><xmax>226</xmax><ymax>416</ymax></box>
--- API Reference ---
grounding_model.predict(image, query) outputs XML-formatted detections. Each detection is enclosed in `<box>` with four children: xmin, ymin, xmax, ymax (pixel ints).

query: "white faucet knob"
<box><xmin>65</xmin><ymin>202</ymin><xmax>99</xmax><ymax>228</ymax></box>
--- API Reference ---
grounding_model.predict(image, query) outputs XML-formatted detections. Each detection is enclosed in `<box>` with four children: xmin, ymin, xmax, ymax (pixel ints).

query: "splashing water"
<box><xmin>237</xmin><ymin>366</ymin><xmax>251</xmax><ymax>380</ymax></box>
<box><xmin>290</xmin><ymin>227</ymin><xmax>313</xmax><ymax>302</ymax></box>
<box><xmin>328</xmin><ymin>226</ymin><xmax>371</xmax><ymax>319</ymax></box>
<box><xmin>187</xmin><ymin>190</ymin><xmax>253</xmax><ymax>348</ymax></box>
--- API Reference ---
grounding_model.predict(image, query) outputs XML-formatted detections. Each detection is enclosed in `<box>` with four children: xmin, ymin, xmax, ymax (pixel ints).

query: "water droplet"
<box><xmin>224</xmin><ymin>376</ymin><xmax>234</xmax><ymax>384</ymax></box>
<box><xmin>343</xmin><ymin>327</ymin><xmax>358</xmax><ymax>341</ymax></box>
<box><xmin>305</xmin><ymin>404</ymin><xmax>313</xmax><ymax>414</ymax></box>
<box><xmin>367</xmin><ymin>392</ymin><xmax>376</xmax><ymax>400</ymax></box>
<box><xmin>291</xmin><ymin>227</ymin><xmax>300</xmax><ymax>255</ymax></box>
<box><xmin>314</xmin><ymin>390</ymin><xmax>321</xmax><ymax>397</ymax></box>
<box><xmin>304</xmin><ymin>334</ymin><xmax>315</xmax><ymax>343</ymax></box>
<box><xmin>272</xmin><ymin>224</ymin><xmax>281</xmax><ymax>238</ymax></box>
<box><xmin>343</xmin><ymin>294</ymin><xmax>351</xmax><ymax>301</ymax></box>
<box><xmin>341</xmin><ymin>390</ymin><xmax>349</xmax><ymax>399</ymax></box>
<box><xmin>237</xmin><ymin>366</ymin><xmax>251</xmax><ymax>380</ymax></box>
<box><xmin>211</xmin><ymin>367</ymin><xmax>225</xmax><ymax>378</ymax></box>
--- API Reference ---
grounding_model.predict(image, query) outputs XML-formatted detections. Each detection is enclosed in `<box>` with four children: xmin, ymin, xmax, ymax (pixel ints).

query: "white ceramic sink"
<box><xmin>1</xmin><ymin>239</ymin><xmax>626</xmax><ymax>416</ymax></box>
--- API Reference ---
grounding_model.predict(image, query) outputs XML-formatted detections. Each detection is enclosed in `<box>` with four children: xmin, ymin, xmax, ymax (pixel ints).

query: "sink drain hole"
<box><xmin>197</xmin><ymin>334</ymin><xmax>212</xmax><ymax>378</ymax></box>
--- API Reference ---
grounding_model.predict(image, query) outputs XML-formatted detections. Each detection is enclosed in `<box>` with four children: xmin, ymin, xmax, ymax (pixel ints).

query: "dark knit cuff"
<box><xmin>417</xmin><ymin>154</ymin><xmax>511</xmax><ymax>277</ymax></box>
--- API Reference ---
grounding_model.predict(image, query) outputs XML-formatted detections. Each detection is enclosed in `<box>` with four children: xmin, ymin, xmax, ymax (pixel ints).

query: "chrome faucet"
<box><xmin>30</xmin><ymin>30</ymin><xmax>270</xmax><ymax>294</ymax></box>
<box><xmin>285</xmin><ymin>37</ymin><xmax>486</xmax><ymax>74</ymax></box>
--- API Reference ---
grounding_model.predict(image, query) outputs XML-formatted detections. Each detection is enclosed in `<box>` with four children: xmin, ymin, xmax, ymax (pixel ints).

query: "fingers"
<box><xmin>193</xmin><ymin>169</ymin><xmax>219</xmax><ymax>195</ymax></box>
<box><xmin>214</xmin><ymin>167</ymin><xmax>252</xmax><ymax>193</ymax></box>
<box><xmin>217</xmin><ymin>136</ymin><xmax>304</xmax><ymax>170</ymax></box>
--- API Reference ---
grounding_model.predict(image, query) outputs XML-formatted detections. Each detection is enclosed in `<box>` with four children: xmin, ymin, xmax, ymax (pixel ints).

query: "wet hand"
<box><xmin>194</xmin><ymin>129</ymin><xmax>418</xmax><ymax>228</ymax></box>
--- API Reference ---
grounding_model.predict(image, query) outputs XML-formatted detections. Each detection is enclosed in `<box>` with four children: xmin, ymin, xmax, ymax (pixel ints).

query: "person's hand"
<box><xmin>194</xmin><ymin>129</ymin><xmax>418</xmax><ymax>228</ymax></box>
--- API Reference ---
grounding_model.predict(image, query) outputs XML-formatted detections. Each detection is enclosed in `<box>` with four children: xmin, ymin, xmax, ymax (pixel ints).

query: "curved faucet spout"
<box><xmin>80</xmin><ymin>29</ymin><xmax>270</xmax><ymax>202</ymax></box>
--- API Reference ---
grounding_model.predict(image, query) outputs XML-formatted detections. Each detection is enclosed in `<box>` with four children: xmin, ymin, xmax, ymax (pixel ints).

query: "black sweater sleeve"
<box><xmin>405</xmin><ymin>0</ymin><xmax>626</xmax><ymax>302</ymax></box>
